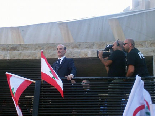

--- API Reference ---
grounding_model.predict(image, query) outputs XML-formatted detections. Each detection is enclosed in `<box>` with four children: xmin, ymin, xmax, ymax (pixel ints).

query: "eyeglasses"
<box><xmin>123</xmin><ymin>43</ymin><xmax>128</xmax><ymax>46</ymax></box>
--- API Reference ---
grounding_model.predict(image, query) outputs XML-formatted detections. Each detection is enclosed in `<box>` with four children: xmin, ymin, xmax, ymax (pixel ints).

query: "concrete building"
<box><xmin>0</xmin><ymin>4</ymin><xmax>155</xmax><ymax>76</ymax></box>
<box><xmin>132</xmin><ymin>0</ymin><xmax>155</xmax><ymax>10</ymax></box>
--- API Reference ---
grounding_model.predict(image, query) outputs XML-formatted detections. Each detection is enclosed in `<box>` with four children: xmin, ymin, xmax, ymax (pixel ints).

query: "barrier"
<box><xmin>1</xmin><ymin>76</ymin><xmax>155</xmax><ymax>116</ymax></box>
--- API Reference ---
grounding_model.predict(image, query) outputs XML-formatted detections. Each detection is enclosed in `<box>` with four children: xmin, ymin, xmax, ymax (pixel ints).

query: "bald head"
<box><xmin>127</xmin><ymin>39</ymin><xmax>135</xmax><ymax>47</ymax></box>
<box><xmin>123</xmin><ymin>39</ymin><xmax>135</xmax><ymax>53</ymax></box>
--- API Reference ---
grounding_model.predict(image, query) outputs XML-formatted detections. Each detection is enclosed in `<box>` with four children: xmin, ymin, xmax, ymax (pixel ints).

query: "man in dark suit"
<box><xmin>52</xmin><ymin>44</ymin><xmax>76</xmax><ymax>83</ymax></box>
<box><xmin>51</xmin><ymin>44</ymin><xmax>77</xmax><ymax>114</ymax></box>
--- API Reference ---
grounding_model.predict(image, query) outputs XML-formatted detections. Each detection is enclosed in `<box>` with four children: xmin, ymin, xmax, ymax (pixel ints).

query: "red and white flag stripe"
<box><xmin>6</xmin><ymin>72</ymin><xmax>35</xmax><ymax>116</ymax></box>
<box><xmin>41</xmin><ymin>50</ymin><xmax>63</xmax><ymax>98</ymax></box>
<box><xmin>123</xmin><ymin>75</ymin><xmax>152</xmax><ymax>116</ymax></box>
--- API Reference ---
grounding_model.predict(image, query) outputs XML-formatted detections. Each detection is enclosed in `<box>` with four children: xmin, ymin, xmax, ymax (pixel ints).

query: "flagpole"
<box><xmin>6</xmin><ymin>72</ymin><xmax>36</xmax><ymax>83</ymax></box>
<box><xmin>41</xmin><ymin>50</ymin><xmax>44</xmax><ymax>84</ymax></box>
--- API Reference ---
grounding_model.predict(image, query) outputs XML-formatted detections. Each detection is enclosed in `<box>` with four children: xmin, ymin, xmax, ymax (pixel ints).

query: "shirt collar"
<box><xmin>58</xmin><ymin>56</ymin><xmax>65</xmax><ymax>64</ymax></box>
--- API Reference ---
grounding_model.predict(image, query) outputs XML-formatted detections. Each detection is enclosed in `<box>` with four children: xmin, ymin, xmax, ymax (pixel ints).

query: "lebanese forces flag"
<box><xmin>41</xmin><ymin>51</ymin><xmax>63</xmax><ymax>97</ymax></box>
<box><xmin>6</xmin><ymin>72</ymin><xmax>35</xmax><ymax>116</ymax></box>
<box><xmin>123</xmin><ymin>75</ymin><xmax>152</xmax><ymax>116</ymax></box>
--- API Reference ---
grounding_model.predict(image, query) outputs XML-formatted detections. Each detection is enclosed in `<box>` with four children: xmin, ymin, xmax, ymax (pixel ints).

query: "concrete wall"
<box><xmin>109</xmin><ymin>9</ymin><xmax>155</xmax><ymax>41</ymax></box>
<box><xmin>0</xmin><ymin>7</ymin><xmax>155</xmax><ymax>75</ymax></box>
<box><xmin>0</xmin><ymin>9</ymin><xmax>155</xmax><ymax>44</ymax></box>
<box><xmin>0</xmin><ymin>41</ymin><xmax>154</xmax><ymax>59</ymax></box>
<box><xmin>0</xmin><ymin>41</ymin><xmax>154</xmax><ymax>75</ymax></box>
<box><xmin>132</xmin><ymin>0</ymin><xmax>155</xmax><ymax>10</ymax></box>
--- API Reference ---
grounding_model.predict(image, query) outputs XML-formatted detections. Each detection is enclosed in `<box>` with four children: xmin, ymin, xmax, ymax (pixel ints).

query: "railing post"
<box><xmin>32</xmin><ymin>80</ymin><xmax>41</xmax><ymax>116</ymax></box>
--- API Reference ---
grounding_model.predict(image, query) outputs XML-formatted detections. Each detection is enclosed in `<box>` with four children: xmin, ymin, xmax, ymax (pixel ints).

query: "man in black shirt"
<box><xmin>123</xmin><ymin>39</ymin><xmax>149</xmax><ymax>77</ymax></box>
<box><xmin>98</xmin><ymin>40</ymin><xmax>126</xmax><ymax>111</ymax></box>
<box><xmin>98</xmin><ymin>40</ymin><xmax>126</xmax><ymax>77</ymax></box>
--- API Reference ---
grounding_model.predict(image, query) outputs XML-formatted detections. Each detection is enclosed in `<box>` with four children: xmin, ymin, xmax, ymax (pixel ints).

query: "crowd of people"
<box><xmin>52</xmin><ymin>39</ymin><xmax>149</xmax><ymax>82</ymax></box>
<box><xmin>49</xmin><ymin>39</ymin><xmax>149</xmax><ymax>114</ymax></box>
<box><xmin>51</xmin><ymin>39</ymin><xmax>149</xmax><ymax>92</ymax></box>
<box><xmin>98</xmin><ymin>38</ymin><xmax>149</xmax><ymax>78</ymax></box>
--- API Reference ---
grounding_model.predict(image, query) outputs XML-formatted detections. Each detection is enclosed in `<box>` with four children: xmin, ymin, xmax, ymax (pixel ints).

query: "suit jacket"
<box><xmin>52</xmin><ymin>57</ymin><xmax>76</xmax><ymax>83</ymax></box>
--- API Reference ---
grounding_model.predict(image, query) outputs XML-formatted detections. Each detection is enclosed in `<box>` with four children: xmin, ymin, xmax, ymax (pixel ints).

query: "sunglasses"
<box><xmin>123</xmin><ymin>43</ymin><xmax>128</xmax><ymax>45</ymax></box>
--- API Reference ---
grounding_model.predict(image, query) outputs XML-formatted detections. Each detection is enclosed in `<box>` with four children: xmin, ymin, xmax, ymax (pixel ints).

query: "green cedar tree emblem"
<box><xmin>50</xmin><ymin>71</ymin><xmax>55</xmax><ymax>79</ymax></box>
<box><xmin>12</xmin><ymin>88</ymin><xmax>15</xmax><ymax>96</ymax></box>
<box><xmin>145</xmin><ymin>106</ymin><xmax>150</xmax><ymax>116</ymax></box>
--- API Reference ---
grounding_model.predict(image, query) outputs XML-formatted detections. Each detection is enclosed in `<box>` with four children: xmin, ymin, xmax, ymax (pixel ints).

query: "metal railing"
<box><xmin>1</xmin><ymin>76</ymin><xmax>154</xmax><ymax>116</ymax></box>
<box><xmin>37</xmin><ymin>77</ymin><xmax>155</xmax><ymax>116</ymax></box>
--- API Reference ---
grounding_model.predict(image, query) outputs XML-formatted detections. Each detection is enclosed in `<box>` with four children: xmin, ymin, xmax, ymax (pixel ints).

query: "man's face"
<box><xmin>57</xmin><ymin>45</ymin><xmax>66</xmax><ymax>58</ymax></box>
<box><xmin>81</xmin><ymin>80</ymin><xmax>90</xmax><ymax>90</ymax></box>
<box><xmin>123</xmin><ymin>40</ymin><xmax>130</xmax><ymax>53</ymax></box>
<box><xmin>112</xmin><ymin>42</ymin><xmax>117</xmax><ymax>51</ymax></box>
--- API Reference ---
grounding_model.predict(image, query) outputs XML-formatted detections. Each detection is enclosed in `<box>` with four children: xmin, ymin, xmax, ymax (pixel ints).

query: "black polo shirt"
<box><xmin>108</xmin><ymin>50</ymin><xmax>126</xmax><ymax>77</ymax></box>
<box><xmin>127</xmin><ymin>48</ymin><xmax>149</xmax><ymax>77</ymax></box>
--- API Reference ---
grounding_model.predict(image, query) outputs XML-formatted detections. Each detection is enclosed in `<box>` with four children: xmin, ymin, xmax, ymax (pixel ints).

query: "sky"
<box><xmin>0</xmin><ymin>0</ymin><xmax>132</xmax><ymax>27</ymax></box>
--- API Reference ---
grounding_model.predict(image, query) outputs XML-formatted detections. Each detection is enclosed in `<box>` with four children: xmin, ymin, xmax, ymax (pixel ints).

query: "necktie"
<box><xmin>55</xmin><ymin>59</ymin><xmax>60</xmax><ymax>73</ymax></box>
<box><xmin>57</xmin><ymin>59</ymin><xmax>60</xmax><ymax>64</ymax></box>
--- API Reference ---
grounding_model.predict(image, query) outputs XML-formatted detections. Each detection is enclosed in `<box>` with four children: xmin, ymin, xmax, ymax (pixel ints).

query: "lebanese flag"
<box><xmin>12</xmin><ymin>98</ymin><xmax>23</xmax><ymax>116</ymax></box>
<box><xmin>6</xmin><ymin>72</ymin><xmax>35</xmax><ymax>116</ymax></box>
<box><xmin>41</xmin><ymin>50</ymin><xmax>63</xmax><ymax>98</ymax></box>
<box><xmin>123</xmin><ymin>75</ymin><xmax>152</xmax><ymax>116</ymax></box>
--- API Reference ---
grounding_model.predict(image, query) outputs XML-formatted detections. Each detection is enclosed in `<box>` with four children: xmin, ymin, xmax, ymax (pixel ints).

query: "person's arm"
<box><xmin>66</xmin><ymin>59</ymin><xmax>76</xmax><ymax>80</ymax></box>
<box><xmin>70</xmin><ymin>59</ymin><xmax>76</xmax><ymax>75</ymax></box>
<box><xmin>126</xmin><ymin>65</ymin><xmax>134</xmax><ymax>77</ymax></box>
<box><xmin>65</xmin><ymin>74</ymin><xmax>74</xmax><ymax>80</ymax></box>
<box><xmin>99</xmin><ymin>57</ymin><xmax>112</xmax><ymax>66</ymax></box>
<box><xmin>98</xmin><ymin>51</ymin><xmax>112</xmax><ymax>66</ymax></box>
<box><xmin>105</xmin><ymin>66</ymin><xmax>109</xmax><ymax>73</ymax></box>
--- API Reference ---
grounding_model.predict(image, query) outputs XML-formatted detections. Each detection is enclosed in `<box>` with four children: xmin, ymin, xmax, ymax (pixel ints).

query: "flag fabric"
<box><xmin>150</xmin><ymin>104</ymin><xmax>155</xmax><ymax>116</ymax></box>
<box><xmin>123</xmin><ymin>75</ymin><xmax>152</xmax><ymax>116</ymax></box>
<box><xmin>41</xmin><ymin>50</ymin><xmax>63</xmax><ymax>98</ymax></box>
<box><xmin>6</xmin><ymin>72</ymin><xmax>35</xmax><ymax>116</ymax></box>
<box><xmin>13</xmin><ymin>98</ymin><xmax>23</xmax><ymax>116</ymax></box>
